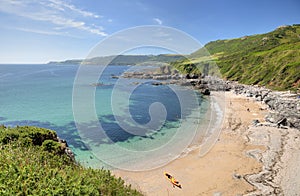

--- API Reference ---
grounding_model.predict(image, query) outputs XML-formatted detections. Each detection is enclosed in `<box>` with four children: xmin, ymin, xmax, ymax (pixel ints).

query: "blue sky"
<box><xmin>0</xmin><ymin>0</ymin><xmax>299</xmax><ymax>63</ymax></box>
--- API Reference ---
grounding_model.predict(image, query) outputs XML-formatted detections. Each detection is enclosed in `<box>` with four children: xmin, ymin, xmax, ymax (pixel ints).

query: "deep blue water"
<box><xmin>0</xmin><ymin>64</ymin><xmax>206</xmax><ymax>169</ymax></box>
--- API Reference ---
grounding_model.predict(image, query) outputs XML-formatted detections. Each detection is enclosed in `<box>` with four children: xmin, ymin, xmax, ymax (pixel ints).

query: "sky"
<box><xmin>0</xmin><ymin>0</ymin><xmax>299</xmax><ymax>64</ymax></box>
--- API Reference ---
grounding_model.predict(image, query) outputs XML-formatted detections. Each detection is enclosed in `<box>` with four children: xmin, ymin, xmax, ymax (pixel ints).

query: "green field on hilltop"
<box><xmin>172</xmin><ymin>24</ymin><xmax>300</xmax><ymax>91</ymax></box>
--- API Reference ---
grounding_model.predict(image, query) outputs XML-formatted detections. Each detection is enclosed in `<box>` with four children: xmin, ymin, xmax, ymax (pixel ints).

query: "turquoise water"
<box><xmin>0</xmin><ymin>64</ymin><xmax>208</xmax><ymax>170</ymax></box>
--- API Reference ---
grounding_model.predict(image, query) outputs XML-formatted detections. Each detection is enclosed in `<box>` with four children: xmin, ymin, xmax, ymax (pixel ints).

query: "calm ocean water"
<box><xmin>0</xmin><ymin>64</ymin><xmax>209</xmax><ymax>170</ymax></box>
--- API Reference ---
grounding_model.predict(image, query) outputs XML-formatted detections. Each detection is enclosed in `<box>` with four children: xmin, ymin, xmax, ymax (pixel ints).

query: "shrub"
<box><xmin>42</xmin><ymin>139</ymin><xmax>63</xmax><ymax>154</ymax></box>
<box><xmin>0</xmin><ymin>126</ymin><xmax>142</xmax><ymax>195</ymax></box>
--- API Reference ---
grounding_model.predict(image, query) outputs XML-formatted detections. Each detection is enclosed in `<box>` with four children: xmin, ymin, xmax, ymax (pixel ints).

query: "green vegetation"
<box><xmin>172</xmin><ymin>24</ymin><xmax>300</xmax><ymax>90</ymax></box>
<box><xmin>48</xmin><ymin>54</ymin><xmax>184</xmax><ymax>65</ymax></box>
<box><xmin>0</xmin><ymin>125</ymin><xmax>142</xmax><ymax>196</ymax></box>
<box><xmin>170</xmin><ymin>55</ymin><xmax>220</xmax><ymax>76</ymax></box>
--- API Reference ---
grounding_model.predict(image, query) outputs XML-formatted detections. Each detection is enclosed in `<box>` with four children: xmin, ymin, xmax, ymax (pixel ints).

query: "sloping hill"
<box><xmin>177</xmin><ymin>24</ymin><xmax>300</xmax><ymax>90</ymax></box>
<box><xmin>48</xmin><ymin>54</ymin><xmax>184</xmax><ymax>65</ymax></box>
<box><xmin>0</xmin><ymin>126</ymin><xmax>142</xmax><ymax>196</ymax></box>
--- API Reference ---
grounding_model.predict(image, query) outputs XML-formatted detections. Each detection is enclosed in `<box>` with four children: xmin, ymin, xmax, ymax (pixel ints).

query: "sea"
<box><xmin>0</xmin><ymin>64</ymin><xmax>218</xmax><ymax>171</ymax></box>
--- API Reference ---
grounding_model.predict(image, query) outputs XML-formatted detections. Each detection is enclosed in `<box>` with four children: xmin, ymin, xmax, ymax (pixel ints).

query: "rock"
<box><xmin>57</xmin><ymin>137</ymin><xmax>75</xmax><ymax>160</ymax></box>
<box><xmin>201</xmin><ymin>88</ymin><xmax>210</xmax><ymax>95</ymax></box>
<box><xmin>111</xmin><ymin>75</ymin><xmax>119</xmax><ymax>79</ymax></box>
<box><xmin>286</xmin><ymin>115</ymin><xmax>300</xmax><ymax>128</ymax></box>
<box><xmin>252</xmin><ymin>119</ymin><xmax>260</xmax><ymax>126</ymax></box>
<box><xmin>257</xmin><ymin>122</ymin><xmax>279</xmax><ymax>127</ymax></box>
<box><xmin>122</xmin><ymin>70</ymin><xmax>300</xmax><ymax>130</ymax></box>
<box><xmin>190</xmin><ymin>80</ymin><xmax>198</xmax><ymax>86</ymax></box>
<box><xmin>233</xmin><ymin>173</ymin><xmax>242</xmax><ymax>180</ymax></box>
<box><xmin>230</xmin><ymin>82</ymin><xmax>300</xmax><ymax>130</ymax></box>
<box><xmin>153</xmin><ymin>75</ymin><xmax>170</xmax><ymax>80</ymax></box>
<box><xmin>255</xmin><ymin>95</ymin><xmax>262</xmax><ymax>101</ymax></box>
<box><xmin>186</xmin><ymin>73</ymin><xmax>199</xmax><ymax>79</ymax></box>
<box><xmin>142</xmin><ymin>74</ymin><xmax>152</xmax><ymax>79</ymax></box>
<box><xmin>171</xmin><ymin>74</ymin><xmax>181</xmax><ymax>80</ymax></box>
<box><xmin>131</xmin><ymin>82</ymin><xmax>140</xmax><ymax>85</ymax></box>
<box><xmin>266</xmin><ymin>112</ymin><xmax>283</xmax><ymax>124</ymax></box>
<box><xmin>60</xmin><ymin>139</ymin><xmax>68</xmax><ymax>147</ymax></box>
<box><xmin>151</xmin><ymin>82</ymin><xmax>163</xmax><ymax>86</ymax></box>
<box><xmin>276</xmin><ymin>118</ymin><xmax>288</xmax><ymax>127</ymax></box>
<box><xmin>65</xmin><ymin>148</ymin><xmax>75</xmax><ymax>161</ymax></box>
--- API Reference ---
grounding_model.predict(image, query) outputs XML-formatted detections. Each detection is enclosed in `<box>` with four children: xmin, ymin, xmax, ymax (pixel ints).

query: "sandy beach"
<box><xmin>112</xmin><ymin>90</ymin><xmax>300</xmax><ymax>195</ymax></box>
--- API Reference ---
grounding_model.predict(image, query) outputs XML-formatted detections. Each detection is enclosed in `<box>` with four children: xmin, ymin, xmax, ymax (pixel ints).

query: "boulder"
<box><xmin>201</xmin><ymin>88</ymin><xmax>211</xmax><ymax>95</ymax></box>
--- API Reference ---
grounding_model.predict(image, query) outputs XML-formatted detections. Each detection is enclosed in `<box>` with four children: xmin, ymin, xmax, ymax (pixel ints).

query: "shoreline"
<box><xmin>113</xmin><ymin>89</ymin><xmax>300</xmax><ymax>195</ymax></box>
<box><xmin>113</xmin><ymin>93</ymin><xmax>263</xmax><ymax>195</ymax></box>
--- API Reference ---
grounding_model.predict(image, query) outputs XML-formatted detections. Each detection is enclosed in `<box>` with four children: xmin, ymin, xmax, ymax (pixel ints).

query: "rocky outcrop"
<box><xmin>192</xmin><ymin>76</ymin><xmax>232</xmax><ymax>91</ymax></box>
<box><xmin>231</xmin><ymin>83</ymin><xmax>300</xmax><ymax>130</ymax></box>
<box><xmin>189</xmin><ymin>78</ymin><xmax>299</xmax><ymax>129</ymax></box>
<box><xmin>244</xmin><ymin>126</ymin><xmax>300</xmax><ymax>195</ymax></box>
<box><xmin>57</xmin><ymin>137</ymin><xmax>75</xmax><ymax>161</ymax></box>
<box><xmin>122</xmin><ymin>71</ymin><xmax>185</xmax><ymax>80</ymax></box>
<box><xmin>122</xmin><ymin>70</ymin><xmax>300</xmax><ymax>129</ymax></box>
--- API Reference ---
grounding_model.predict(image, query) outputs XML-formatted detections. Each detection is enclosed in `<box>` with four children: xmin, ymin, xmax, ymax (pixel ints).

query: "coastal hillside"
<box><xmin>48</xmin><ymin>54</ymin><xmax>184</xmax><ymax>66</ymax></box>
<box><xmin>0</xmin><ymin>125</ymin><xmax>141</xmax><ymax>196</ymax></box>
<box><xmin>174</xmin><ymin>24</ymin><xmax>300</xmax><ymax>91</ymax></box>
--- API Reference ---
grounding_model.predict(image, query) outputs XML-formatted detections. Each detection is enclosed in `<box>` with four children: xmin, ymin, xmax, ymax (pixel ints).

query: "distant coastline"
<box><xmin>47</xmin><ymin>54</ymin><xmax>184</xmax><ymax>65</ymax></box>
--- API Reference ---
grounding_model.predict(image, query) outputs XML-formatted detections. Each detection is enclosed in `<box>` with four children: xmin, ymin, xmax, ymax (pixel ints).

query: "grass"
<box><xmin>172</xmin><ymin>24</ymin><xmax>300</xmax><ymax>91</ymax></box>
<box><xmin>0</xmin><ymin>125</ymin><xmax>142</xmax><ymax>196</ymax></box>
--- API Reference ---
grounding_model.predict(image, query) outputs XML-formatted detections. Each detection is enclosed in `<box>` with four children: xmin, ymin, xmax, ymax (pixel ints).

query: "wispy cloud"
<box><xmin>153</xmin><ymin>18</ymin><xmax>163</xmax><ymax>25</ymax></box>
<box><xmin>47</xmin><ymin>0</ymin><xmax>101</xmax><ymax>18</ymax></box>
<box><xmin>13</xmin><ymin>27</ymin><xmax>82</xmax><ymax>38</ymax></box>
<box><xmin>0</xmin><ymin>0</ymin><xmax>107</xmax><ymax>37</ymax></box>
<box><xmin>14</xmin><ymin>27</ymin><xmax>66</xmax><ymax>36</ymax></box>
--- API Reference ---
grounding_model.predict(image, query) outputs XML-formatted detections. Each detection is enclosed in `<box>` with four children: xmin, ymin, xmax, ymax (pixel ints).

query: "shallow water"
<box><xmin>0</xmin><ymin>64</ymin><xmax>211</xmax><ymax>170</ymax></box>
